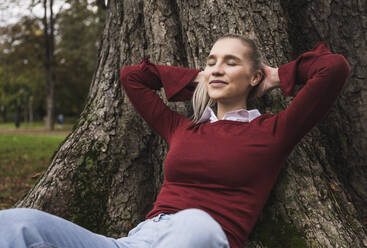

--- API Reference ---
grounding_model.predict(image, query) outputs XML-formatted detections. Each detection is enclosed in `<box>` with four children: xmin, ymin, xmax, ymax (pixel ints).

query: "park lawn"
<box><xmin>0</xmin><ymin>122</ymin><xmax>45</xmax><ymax>129</ymax></box>
<box><xmin>0</xmin><ymin>121</ymin><xmax>74</xmax><ymax>131</ymax></box>
<box><xmin>0</xmin><ymin>133</ymin><xmax>67</xmax><ymax>209</ymax></box>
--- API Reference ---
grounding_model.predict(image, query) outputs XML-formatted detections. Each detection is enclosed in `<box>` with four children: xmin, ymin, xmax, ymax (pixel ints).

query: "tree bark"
<box><xmin>96</xmin><ymin>0</ymin><xmax>107</xmax><ymax>10</ymax></box>
<box><xmin>17</xmin><ymin>0</ymin><xmax>367</xmax><ymax>247</ymax></box>
<box><xmin>43</xmin><ymin>0</ymin><xmax>56</xmax><ymax>130</ymax></box>
<box><xmin>1</xmin><ymin>106</ymin><xmax>7</xmax><ymax>122</ymax></box>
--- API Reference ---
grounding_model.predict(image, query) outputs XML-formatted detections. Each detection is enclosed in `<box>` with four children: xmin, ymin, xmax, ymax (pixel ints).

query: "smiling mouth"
<box><xmin>209</xmin><ymin>80</ymin><xmax>228</xmax><ymax>87</ymax></box>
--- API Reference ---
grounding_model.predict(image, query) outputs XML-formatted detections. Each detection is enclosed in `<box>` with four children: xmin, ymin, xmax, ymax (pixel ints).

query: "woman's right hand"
<box><xmin>193</xmin><ymin>71</ymin><xmax>207</xmax><ymax>85</ymax></box>
<box><xmin>187</xmin><ymin>71</ymin><xmax>207</xmax><ymax>90</ymax></box>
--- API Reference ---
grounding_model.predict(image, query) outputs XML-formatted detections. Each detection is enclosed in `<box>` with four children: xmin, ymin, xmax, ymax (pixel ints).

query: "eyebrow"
<box><xmin>206</xmin><ymin>54</ymin><xmax>242</xmax><ymax>62</ymax></box>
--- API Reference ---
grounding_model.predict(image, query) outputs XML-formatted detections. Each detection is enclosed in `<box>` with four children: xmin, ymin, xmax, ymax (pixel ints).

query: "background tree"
<box><xmin>17</xmin><ymin>0</ymin><xmax>367</xmax><ymax>247</ymax></box>
<box><xmin>0</xmin><ymin>0</ymin><xmax>104</xmax><ymax>124</ymax></box>
<box><xmin>42</xmin><ymin>0</ymin><xmax>57</xmax><ymax>130</ymax></box>
<box><xmin>0</xmin><ymin>17</ymin><xmax>44</xmax><ymax>124</ymax></box>
<box><xmin>55</xmin><ymin>0</ymin><xmax>106</xmax><ymax>117</ymax></box>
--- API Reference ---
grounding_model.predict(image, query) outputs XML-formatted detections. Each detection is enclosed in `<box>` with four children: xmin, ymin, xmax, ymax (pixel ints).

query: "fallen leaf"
<box><xmin>31</xmin><ymin>172</ymin><xmax>41</xmax><ymax>179</ymax></box>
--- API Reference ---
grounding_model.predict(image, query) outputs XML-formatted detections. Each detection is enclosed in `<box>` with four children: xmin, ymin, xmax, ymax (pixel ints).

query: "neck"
<box><xmin>216</xmin><ymin>100</ymin><xmax>248</xmax><ymax>120</ymax></box>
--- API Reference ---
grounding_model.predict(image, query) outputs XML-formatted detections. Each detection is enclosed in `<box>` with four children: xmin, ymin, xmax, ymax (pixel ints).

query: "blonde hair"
<box><xmin>191</xmin><ymin>34</ymin><xmax>263</xmax><ymax>123</ymax></box>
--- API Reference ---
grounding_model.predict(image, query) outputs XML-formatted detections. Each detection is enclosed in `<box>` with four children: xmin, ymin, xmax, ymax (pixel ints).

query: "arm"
<box><xmin>260</xmin><ymin>42</ymin><xmax>351</xmax><ymax>146</ymax></box>
<box><xmin>120</xmin><ymin>58</ymin><xmax>200</xmax><ymax>143</ymax></box>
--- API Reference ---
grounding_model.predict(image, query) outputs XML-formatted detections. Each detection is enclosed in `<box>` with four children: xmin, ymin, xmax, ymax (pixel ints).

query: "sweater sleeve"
<box><xmin>276</xmin><ymin>42</ymin><xmax>351</xmax><ymax>146</ymax></box>
<box><xmin>120</xmin><ymin>58</ymin><xmax>200</xmax><ymax>143</ymax></box>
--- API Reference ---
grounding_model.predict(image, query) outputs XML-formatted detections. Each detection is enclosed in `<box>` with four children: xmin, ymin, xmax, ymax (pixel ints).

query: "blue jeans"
<box><xmin>0</xmin><ymin>208</ymin><xmax>230</xmax><ymax>248</ymax></box>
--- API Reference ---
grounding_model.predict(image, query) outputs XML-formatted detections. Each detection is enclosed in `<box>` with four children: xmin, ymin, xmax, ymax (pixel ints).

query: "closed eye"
<box><xmin>206</xmin><ymin>61</ymin><xmax>216</xmax><ymax>66</ymax></box>
<box><xmin>227</xmin><ymin>60</ymin><xmax>237</xmax><ymax>66</ymax></box>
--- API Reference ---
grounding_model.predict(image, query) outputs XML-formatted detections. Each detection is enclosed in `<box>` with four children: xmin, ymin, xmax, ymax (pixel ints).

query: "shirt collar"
<box><xmin>197</xmin><ymin>106</ymin><xmax>261</xmax><ymax>124</ymax></box>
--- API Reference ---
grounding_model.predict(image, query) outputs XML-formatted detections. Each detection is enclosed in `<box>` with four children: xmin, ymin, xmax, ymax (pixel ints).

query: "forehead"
<box><xmin>209</xmin><ymin>38</ymin><xmax>249</xmax><ymax>59</ymax></box>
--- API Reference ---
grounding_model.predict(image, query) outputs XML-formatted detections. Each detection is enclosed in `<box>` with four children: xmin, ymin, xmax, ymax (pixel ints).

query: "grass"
<box><xmin>0</xmin><ymin>121</ymin><xmax>74</xmax><ymax>132</ymax></box>
<box><xmin>0</xmin><ymin>122</ymin><xmax>70</xmax><ymax>209</ymax></box>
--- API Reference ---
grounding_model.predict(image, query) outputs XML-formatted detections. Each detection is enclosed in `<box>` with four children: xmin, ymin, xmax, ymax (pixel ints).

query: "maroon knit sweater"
<box><xmin>120</xmin><ymin>42</ymin><xmax>350</xmax><ymax>248</ymax></box>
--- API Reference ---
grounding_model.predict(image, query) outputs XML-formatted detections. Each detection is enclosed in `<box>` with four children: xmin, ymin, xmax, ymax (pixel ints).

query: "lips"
<box><xmin>209</xmin><ymin>80</ymin><xmax>228</xmax><ymax>87</ymax></box>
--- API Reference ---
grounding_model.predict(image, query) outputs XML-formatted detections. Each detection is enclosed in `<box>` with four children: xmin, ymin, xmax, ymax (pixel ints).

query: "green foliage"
<box><xmin>0</xmin><ymin>1</ymin><xmax>105</xmax><ymax>122</ymax></box>
<box><xmin>55</xmin><ymin>0</ymin><xmax>105</xmax><ymax>116</ymax></box>
<box><xmin>0</xmin><ymin>17</ymin><xmax>45</xmax><ymax>121</ymax></box>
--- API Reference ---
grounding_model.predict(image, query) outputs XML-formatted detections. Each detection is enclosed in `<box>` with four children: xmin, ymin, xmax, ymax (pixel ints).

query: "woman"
<box><xmin>0</xmin><ymin>34</ymin><xmax>350</xmax><ymax>248</ymax></box>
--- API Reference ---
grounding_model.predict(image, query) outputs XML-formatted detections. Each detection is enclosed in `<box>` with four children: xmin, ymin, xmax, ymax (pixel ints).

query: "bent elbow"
<box><xmin>326</xmin><ymin>54</ymin><xmax>351</xmax><ymax>81</ymax></box>
<box><xmin>311</xmin><ymin>54</ymin><xmax>351</xmax><ymax>88</ymax></box>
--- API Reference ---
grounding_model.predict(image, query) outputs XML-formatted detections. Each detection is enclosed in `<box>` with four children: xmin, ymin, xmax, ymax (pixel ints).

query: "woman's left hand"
<box><xmin>252</xmin><ymin>64</ymin><xmax>280</xmax><ymax>98</ymax></box>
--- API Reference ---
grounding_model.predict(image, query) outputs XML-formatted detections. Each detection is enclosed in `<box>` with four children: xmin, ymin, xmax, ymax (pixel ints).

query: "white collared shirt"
<box><xmin>197</xmin><ymin>107</ymin><xmax>261</xmax><ymax>124</ymax></box>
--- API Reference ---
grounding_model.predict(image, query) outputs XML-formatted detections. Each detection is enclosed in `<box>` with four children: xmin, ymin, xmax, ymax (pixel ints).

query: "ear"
<box><xmin>250</xmin><ymin>70</ymin><xmax>263</xmax><ymax>87</ymax></box>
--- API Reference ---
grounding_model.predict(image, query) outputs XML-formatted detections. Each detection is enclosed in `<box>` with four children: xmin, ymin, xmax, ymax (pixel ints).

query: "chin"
<box><xmin>208</xmin><ymin>92</ymin><xmax>224</xmax><ymax>101</ymax></box>
<box><xmin>208</xmin><ymin>89</ymin><xmax>224</xmax><ymax>98</ymax></box>
<box><xmin>208</xmin><ymin>96</ymin><xmax>227</xmax><ymax>104</ymax></box>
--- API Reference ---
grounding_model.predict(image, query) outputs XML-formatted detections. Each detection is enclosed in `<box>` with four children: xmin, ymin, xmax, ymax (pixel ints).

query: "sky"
<box><xmin>0</xmin><ymin>0</ymin><xmax>66</xmax><ymax>26</ymax></box>
<box><xmin>0</xmin><ymin>0</ymin><xmax>105</xmax><ymax>27</ymax></box>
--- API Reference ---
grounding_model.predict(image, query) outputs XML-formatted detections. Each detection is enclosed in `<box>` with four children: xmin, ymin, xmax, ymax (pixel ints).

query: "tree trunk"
<box><xmin>17</xmin><ymin>0</ymin><xmax>367</xmax><ymax>247</ymax></box>
<box><xmin>1</xmin><ymin>106</ymin><xmax>7</xmax><ymax>122</ymax></box>
<box><xmin>43</xmin><ymin>0</ymin><xmax>56</xmax><ymax>130</ymax></box>
<box><xmin>29</xmin><ymin>96</ymin><xmax>33</xmax><ymax>123</ymax></box>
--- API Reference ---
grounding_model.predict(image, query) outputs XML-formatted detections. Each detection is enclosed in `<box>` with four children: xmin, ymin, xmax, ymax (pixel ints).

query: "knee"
<box><xmin>0</xmin><ymin>208</ymin><xmax>61</xmax><ymax>247</ymax></box>
<box><xmin>0</xmin><ymin>208</ymin><xmax>50</xmax><ymax>235</ymax></box>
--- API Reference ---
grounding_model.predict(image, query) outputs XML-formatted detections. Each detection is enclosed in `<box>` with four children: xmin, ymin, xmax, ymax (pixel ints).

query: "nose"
<box><xmin>211</xmin><ymin>63</ymin><xmax>224</xmax><ymax>77</ymax></box>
